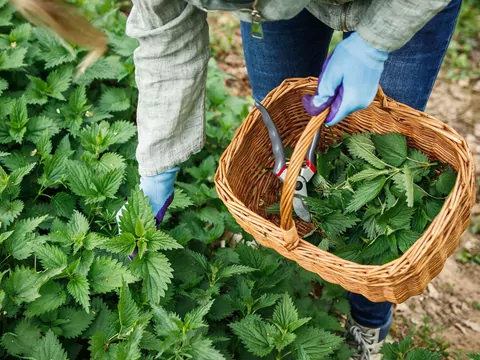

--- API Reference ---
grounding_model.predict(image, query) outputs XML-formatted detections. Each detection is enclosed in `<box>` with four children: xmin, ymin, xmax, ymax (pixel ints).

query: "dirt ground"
<box><xmin>207</xmin><ymin>13</ymin><xmax>480</xmax><ymax>357</ymax></box>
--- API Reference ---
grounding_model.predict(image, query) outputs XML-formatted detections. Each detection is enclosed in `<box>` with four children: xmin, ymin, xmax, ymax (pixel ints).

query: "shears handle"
<box><xmin>255</xmin><ymin>102</ymin><xmax>286</xmax><ymax>176</ymax></box>
<box><xmin>256</xmin><ymin>101</ymin><xmax>320</xmax><ymax>177</ymax></box>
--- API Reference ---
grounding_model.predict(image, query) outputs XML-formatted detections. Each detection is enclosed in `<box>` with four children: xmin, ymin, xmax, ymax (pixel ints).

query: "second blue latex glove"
<box><xmin>303</xmin><ymin>32</ymin><xmax>389</xmax><ymax>126</ymax></box>
<box><xmin>139</xmin><ymin>167</ymin><xmax>178</xmax><ymax>224</ymax></box>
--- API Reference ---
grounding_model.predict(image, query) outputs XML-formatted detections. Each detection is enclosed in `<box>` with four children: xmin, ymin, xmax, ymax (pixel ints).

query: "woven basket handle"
<box><xmin>279</xmin><ymin>86</ymin><xmax>388</xmax><ymax>250</ymax></box>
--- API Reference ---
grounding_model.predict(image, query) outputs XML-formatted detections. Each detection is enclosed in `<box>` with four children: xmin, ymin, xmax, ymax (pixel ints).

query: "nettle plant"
<box><xmin>0</xmin><ymin>0</ymin><xmax>461</xmax><ymax>359</ymax></box>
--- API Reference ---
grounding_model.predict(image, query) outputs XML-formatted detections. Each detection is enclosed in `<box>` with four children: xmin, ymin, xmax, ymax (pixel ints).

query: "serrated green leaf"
<box><xmin>345</xmin><ymin>133</ymin><xmax>386</xmax><ymax>169</ymax></box>
<box><xmin>89</xmin><ymin>256</ymin><xmax>136</xmax><ymax>294</ymax></box>
<box><xmin>68</xmin><ymin>274</ymin><xmax>90</xmax><ymax>312</ymax></box>
<box><xmin>189</xmin><ymin>335</ymin><xmax>226</xmax><ymax>360</ymax></box>
<box><xmin>0</xmin><ymin>199</ymin><xmax>23</xmax><ymax>227</ymax></box>
<box><xmin>34</xmin><ymin>28</ymin><xmax>76</xmax><ymax>68</ymax></box>
<box><xmin>52</xmin><ymin>192</ymin><xmax>75</xmax><ymax>218</ymax></box>
<box><xmin>185</xmin><ymin>249</ymin><xmax>209</xmax><ymax>272</ymax></box>
<box><xmin>67</xmin><ymin>161</ymin><xmax>95</xmax><ymax>198</ymax></box>
<box><xmin>32</xmin><ymin>330</ymin><xmax>68</xmax><ymax>360</ymax></box>
<box><xmin>119</xmin><ymin>189</ymin><xmax>155</xmax><ymax>234</ymax></box>
<box><xmin>322</xmin><ymin>212</ymin><xmax>359</xmax><ymax>237</ymax></box>
<box><xmin>25</xmin><ymin>281</ymin><xmax>66</xmax><ymax>317</ymax></box>
<box><xmin>6</xmin><ymin>215</ymin><xmax>48</xmax><ymax>260</ymax></box>
<box><xmin>109</xmin><ymin>33</ymin><xmax>138</xmax><ymax>57</ymax></box>
<box><xmin>302</xmin><ymin>197</ymin><xmax>335</xmax><ymax>217</ymax></box>
<box><xmin>349</xmin><ymin>167</ymin><xmax>390</xmax><ymax>183</ymax></box>
<box><xmin>74</xmin><ymin>56</ymin><xmax>125</xmax><ymax>86</ymax></box>
<box><xmin>169</xmin><ymin>188</ymin><xmax>194</xmax><ymax>210</ymax></box>
<box><xmin>294</xmin><ymin>327</ymin><xmax>342</xmax><ymax>359</ymax></box>
<box><xmin>396</xmin><ymin>230</ymin><xmax>420</xmax><ymax>253</ymax></box>
<box><xmin>346</xmin><ymin>176</ymin><xmax>387</xmax><ymax>213</ymax></box>
<box><xmin>47</xmin><ymin>66</ymin><xmax>73</xmax><ymax>101</ymax></box>
<box><xmin>102</xmin><ymin>233</ymin><xmax>136</xmax><ymax>255</ymax></box>
<box><xmin>184</xmin><ymin>300</ymin><xmax>214</xmax><ymax>330</ymax></box>
<box><xmin>26</xmin><ymin>116</ymin><xmax>60</xmax><ymax>143</ymax></box>
<box><xmin>93</xmin><ymin>168</ymin><xmax>124</xmax><ymax>201</ymax></box>
<box><xmin>372</xmin><ymin>133</ymin><xmax>407</xmax><ymax>167</ymax></box>
<box><xmin>405</xmin><ymin>349</ymin><xmax>442</xmax><ymax>360</ymax></box>
<box><xmin>7</xmin><ymin>96</ymin><xmax>29</xmax><ymax>143</ymax></box>
<box><xmin>380</xmin><ymin>200</ymin><xmax>415</xmax><ymax>231</ymax></box>
<box><xmin>273</xmin><ymin>294</ymin><xmax>310</xmax><ymax>332</ymax></box>
<box><xmin>116</xmin><ymin>323</ymin><xmax>144</xmax><ymax>360</ymax></box>
<box><xmin>94</xmin><ymin>152</ymin><xmax>126</xmax><ymax>174</ymax></box>
<box><xmin>83</xmin><ymin>298</ymin><xmax>114</xmax><ymax>339</ymax></box>
<box><xmin>118</xmin><ymin>281</ymin><xmax>140</xmax><ymax>332</ymax></box>
<box><xmin>360</xmin><ymin>235</ymin><xmax>391</xmax><ymax>264</ymax></box>
<box><xmin>252</xmin><ymin>293</ymin><xmax>281</xmax><ymax>313</ymax></box>
<box><xmin>229</xmin><ymin>314</ymin><xmax>278</xmax><ymax>357</ymax></box>
<box><xmin>150</xmin><ymin>304</ymin><xmax>181</xmax><ymax>334</ymax></box>
<box><xmin>147</xmin><ymin>230</ymin><xmax>182</xmax><ymax>252</ymax></box>
<box><xmin>3</xmin><ymin>266</ymin><xmax>42</xmax><ymax>304</ymax></box>
<box><xmin>393</xmin><ymin>167</ymin><xmax>415</xmax><ymax>207</ymax></box>
<box><xmin>435</xmin><ymin>171</ymin><xmax>456</xmax><ymax>196</ymax></box>
<box><xmin>99</xmin><ymin>87</ymin><xmax>130</xmax><ymax>112</ymax></box>
<box><xmin>56</xmin><ymin>306</ymin><xmax>94</xmax><ymax>338</ymax></box>
<box><xmin>109</xmin><ymin>120</ymin><xmax>137</xmax><ymax>144</ymax></box>
<box><xmin>34</xmin><ymin>243</ymin><xmax>68</xmax><ymax>269</ymax></box>
<box><xmin>217</xmin><ymin>264</ymin><xmax>257</xmax><ymax>280</ymax></box>
<box><xmin>0</xmin><ymin>47</ymin><xmax>27</xmax><ymax>70</ymax></box>
<box><xmin>130</xmin><ymin>252</ymin><xmax>173</xmax><ymax>303</ymax></box>
<box><xmin>1</xmin><ymin>320</ymin><xmax>41</xmax><ymax>357</ymax></box>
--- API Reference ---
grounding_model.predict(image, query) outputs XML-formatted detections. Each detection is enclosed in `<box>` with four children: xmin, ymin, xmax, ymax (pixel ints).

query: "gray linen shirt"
<box><xmin>125</xmin><ymin>0</ymin><xmax>450</xmax><ymax>176</ymax></box>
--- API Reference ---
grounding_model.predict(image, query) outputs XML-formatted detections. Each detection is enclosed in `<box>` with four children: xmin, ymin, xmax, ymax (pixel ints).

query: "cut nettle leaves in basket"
<box><xmin>270</xmin><ymin>132</ymin><xmax>457</xmax><ymax>266</ymax></box>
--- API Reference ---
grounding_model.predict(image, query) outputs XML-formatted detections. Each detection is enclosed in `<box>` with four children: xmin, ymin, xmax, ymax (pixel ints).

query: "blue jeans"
<box><xmin>241</xmin><ymin>0</ymin><xmax>461</xmax><ymax>328</ymax></box>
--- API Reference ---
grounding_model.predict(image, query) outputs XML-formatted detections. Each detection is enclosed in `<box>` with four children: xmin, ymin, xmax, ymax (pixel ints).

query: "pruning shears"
<box><xmin>255</xmin><ymin>101</ymin><xmax>321</xmax><ymax>222</ymax></box>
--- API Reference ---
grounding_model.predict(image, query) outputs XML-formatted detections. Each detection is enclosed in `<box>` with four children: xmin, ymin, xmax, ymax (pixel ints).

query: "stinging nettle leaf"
<box><xmin>67</xmin><ymin>274</ymin><xmax>90</xmax><ymax>313</ymax></box>
<box><xmin>435</xmin><ymin>171</ymin><xmax>456</xmax><ymax>196</ymax></box>
<box><xmin>130</xmin><ymin>252</ymin><xmax>173</xmax><ymax>304</ymax></box>
<box><xmin>32</xmin><ymin>330</ymin><xmax>68</xmax><ymax>360</ymax></box>
<box><xmin>393</xmin><ymin>167</ymin><xmax>415</xmax><ymax>207</ymax></box>
<box><xmin>229</xmin><ymin>314</ymin><xmax>278</xmax><ymax>357</ymax></box>
<box><xmin>118</xmin><ymin>281</ymin><xmax>140</xmax><ymax>332</ymax></box>
<box><xmin>25</xmin><ymin>280</ymin><xmax>66</xmax><ymax>317</ymax></box>
<box><xmin>88</xmin><ymin>256</ymin><xmax>137</xmax><ymax>294</ymax></box>
<box><xmin>372</xmin><ymin>133</ymin><xmax>407</xmax><ymax>167</ymax></box>
<box><xmin>346</xmin><ymin>176</ymin><xmax>387</xmax><ymax>213</ymax></box>
<box><xmin>345</xmin><ymin>133</ymin><xmax>386</xmax><ymax>169</ymax></box>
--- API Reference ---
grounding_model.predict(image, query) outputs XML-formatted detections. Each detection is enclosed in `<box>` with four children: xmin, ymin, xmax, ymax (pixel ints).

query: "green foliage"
<box><xmin>0</xmin><ymin>1</ymin><xmax>454</xmax><ymax>359</ymax></box>
<box><xmin>444</xmin><ymin>0</ymin><xmax>479</xmax><ymax>80</ymax></box>
<box><xmin>380</xmin><ymin>335</ymin><xmax>442</xmax><ymax>360</ymax></box>
<box><xmin>299</xmin><ymin>132</ymin><xmax>455</xmax><ymax>265</ymax></box>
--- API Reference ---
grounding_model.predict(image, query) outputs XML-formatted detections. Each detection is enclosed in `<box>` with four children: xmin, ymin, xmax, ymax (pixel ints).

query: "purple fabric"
<box><xmin>155</xmin><ymin>192</ymin><xmax>174</xmax><ymax>224</ymax></box>
<box><xmin>302</xmin><ymin>54</ymin><xmax>342</xmax><ymax>123</ymax></box>
<box><xmin>129</xmin><ymin>192</ymin><xmax>174</xmax><ymax>260</ymax></box>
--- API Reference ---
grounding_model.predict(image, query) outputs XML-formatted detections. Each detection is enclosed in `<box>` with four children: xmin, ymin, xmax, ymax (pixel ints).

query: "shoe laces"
<box><xmin>348</xmin><ymin>325</ymin><xmax>376</xmax><ymax>360</ymax></box>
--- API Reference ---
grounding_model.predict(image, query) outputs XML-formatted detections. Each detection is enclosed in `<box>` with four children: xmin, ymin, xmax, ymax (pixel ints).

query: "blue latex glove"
<box><xmin>139</xmin><ymin>166</ymin><xmax>178</xmax><ymax>223</ymax></box>
<box><xmin>116</xmin><ymin>166</ymin><xmax>178</xmax><ymax>259</ymax></box>
<box><xmin>303</xmin><ymin>32</ymin><xmax>389</xmax><ymax>126</ymax></box>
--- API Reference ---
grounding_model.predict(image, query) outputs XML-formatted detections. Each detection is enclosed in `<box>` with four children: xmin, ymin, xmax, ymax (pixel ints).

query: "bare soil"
<box><xmin>208</xmin><ymin>13</ymin><xmax>480</xmax><ymax>356</ymax></box>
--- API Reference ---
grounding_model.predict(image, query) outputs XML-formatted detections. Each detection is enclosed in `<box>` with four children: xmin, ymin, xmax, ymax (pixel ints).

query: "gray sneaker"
<box><xmin>346</xmin><ymin>314</ymin><xmax>392</xmax><ymax>360</ymax></box>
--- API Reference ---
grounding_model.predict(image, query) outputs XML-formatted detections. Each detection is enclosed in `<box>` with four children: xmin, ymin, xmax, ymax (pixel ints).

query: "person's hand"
<box><xmin>116</xmin><ymin>166</ymin><xmax>178</xmax><ymax>259</ymax></box>
<box><xmin>302</xmin><ymin>32</ymin><xmax>389</xmax><ymax>126</ymax></box>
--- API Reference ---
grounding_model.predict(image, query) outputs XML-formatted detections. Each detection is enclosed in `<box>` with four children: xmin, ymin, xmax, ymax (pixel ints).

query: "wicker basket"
<box><xmin>214</xmin><ymin>77</ymin><xmax>476</xmax><ymax>304</ymax></box>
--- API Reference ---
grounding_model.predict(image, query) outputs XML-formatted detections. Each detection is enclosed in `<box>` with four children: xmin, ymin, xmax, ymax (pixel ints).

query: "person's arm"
<box><xmin>356</xmin><ymin>0</ymin><xmax>451</xmax><ymax>51</ymax></box>
<box><xmin>303</xmin><ymin>0</ymin><xmax>452</xmax><ymax>125</ymax></box>
<box><xmin>126</xmin><ymin>0</ymin><xmax>210</xmax><ymax>177</ymax></box>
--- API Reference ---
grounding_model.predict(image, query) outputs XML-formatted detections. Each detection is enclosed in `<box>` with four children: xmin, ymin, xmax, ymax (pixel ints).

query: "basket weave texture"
<box><xmin>214</xmin><ymin>77</ymin><xmax>476</xmax><ymax>304</ymax></box>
